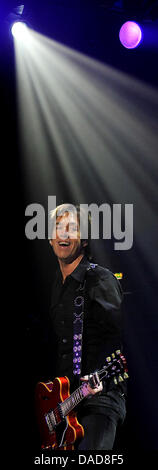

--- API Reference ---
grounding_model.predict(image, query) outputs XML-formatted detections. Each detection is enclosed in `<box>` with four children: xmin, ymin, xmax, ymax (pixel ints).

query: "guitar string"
<box><xmin>50</xmin><ymin>361</ymin><xmax>123</xmax><ymax>419</ymax></box>
<box><xmin>54</xmin><ymin>364</ymin><xmax>122</xmax><ymax>418</ymax></box>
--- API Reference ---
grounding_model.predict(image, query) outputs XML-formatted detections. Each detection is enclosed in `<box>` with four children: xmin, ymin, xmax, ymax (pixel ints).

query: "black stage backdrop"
<box><xmin>1</xmin><ymin>0</ymin><xmax>158</xmax><ymax>465</ymax></box>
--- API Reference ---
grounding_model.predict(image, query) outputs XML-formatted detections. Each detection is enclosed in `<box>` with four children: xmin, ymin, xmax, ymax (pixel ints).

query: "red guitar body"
<box><xmin>35</xmin><ymin>376</ymin><xmax>84</xmax><ymax>451</ymax></box>
<box><xmin>35</xmin><ymin>352</ymin><xmax>128</xmax><ymax>451</ymax></box>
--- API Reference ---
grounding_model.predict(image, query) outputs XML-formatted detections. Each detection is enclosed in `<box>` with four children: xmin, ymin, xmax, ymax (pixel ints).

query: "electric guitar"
<box><xmin>35</xmin><ymin>350</ymin><xmax>128</xmax><ymax>450</ymax></box>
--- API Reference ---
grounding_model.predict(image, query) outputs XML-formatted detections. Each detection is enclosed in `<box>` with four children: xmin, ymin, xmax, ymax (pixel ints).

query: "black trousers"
<box><xmin>75</xmin><ymin>390</ymin><xmax>126</xmax><ymax>451</ymax></box>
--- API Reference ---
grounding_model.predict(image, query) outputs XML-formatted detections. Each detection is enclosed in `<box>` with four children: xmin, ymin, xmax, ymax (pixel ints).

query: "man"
<box><xmin>49</xmin><ymin>203</ymin><xmax>126</xmax><ymax>450</ymax></box>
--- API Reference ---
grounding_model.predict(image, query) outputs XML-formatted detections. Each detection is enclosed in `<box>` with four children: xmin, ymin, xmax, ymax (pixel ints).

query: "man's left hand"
<box><xmin>80</xmin><ymin>375</ymin><xmax>103</xmax><ymax>395</ymax></box>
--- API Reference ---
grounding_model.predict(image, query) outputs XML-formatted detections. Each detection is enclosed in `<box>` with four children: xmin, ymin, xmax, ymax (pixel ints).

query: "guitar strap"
<box><xmin>72</xmin><ymin>263</ymin><xmax>97</xmax><ymax>378</ymax></box>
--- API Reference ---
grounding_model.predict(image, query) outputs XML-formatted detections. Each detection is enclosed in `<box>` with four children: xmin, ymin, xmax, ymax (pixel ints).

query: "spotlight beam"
<box><xmin>13</xmin><ymin>29</ymin><xmax>158</xmax><ymax>278</ymax></box>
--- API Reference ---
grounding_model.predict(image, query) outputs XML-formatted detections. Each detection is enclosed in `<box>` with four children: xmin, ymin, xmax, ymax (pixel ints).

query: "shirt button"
<box><xmin>60</xmin><ymin>320</ymin><xmax>64</xmax><ymax>325</ymax></box>
<box><xmin>62</xmin><ymin>354</ymin><xmax>67</xmax><ymax>359</ymax></box>
<box><xmin>59</xmin><ymin>303</ymin><xmax>63</xmax><ymax>308</ymax></box>
<box><xmin>62</xmin><ymin>338</ymin><xmax>67</xmax><ymax>343</ymax></box>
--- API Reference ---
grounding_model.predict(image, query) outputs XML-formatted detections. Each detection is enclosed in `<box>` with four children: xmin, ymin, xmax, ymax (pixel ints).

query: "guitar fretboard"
<box><xmin>60</xmin><ymin>382</ymin><xmax>89</xmax><ymax>417</ymax></box>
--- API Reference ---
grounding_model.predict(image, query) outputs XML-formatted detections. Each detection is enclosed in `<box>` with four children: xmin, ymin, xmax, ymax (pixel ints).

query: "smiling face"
<box><xmin>50</xmin><ymin>211</ymin><xmax>87</xmax><ymax>264</ymax></box>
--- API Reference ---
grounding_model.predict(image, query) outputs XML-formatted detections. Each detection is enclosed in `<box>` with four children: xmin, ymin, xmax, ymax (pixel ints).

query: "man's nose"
<box><xmin>59</xmin><ymin>226</ymin><xmax>69</xmax><ymax>239</ymax></box>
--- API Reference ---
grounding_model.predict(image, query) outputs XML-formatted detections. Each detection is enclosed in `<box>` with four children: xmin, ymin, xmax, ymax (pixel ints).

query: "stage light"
<box><xmin>119</xmin><ymin>21</ymin><xmax>142</xmax><ymax>49</ymax></box>
<box><xmin>11</xmin><ymin>21</ymin><xmax>28</xmax><ymax>39</ymax></box>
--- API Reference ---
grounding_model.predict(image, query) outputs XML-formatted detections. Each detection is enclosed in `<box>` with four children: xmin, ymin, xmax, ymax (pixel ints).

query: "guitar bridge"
<box><xmin>45</xmin><ymin>410</ymin><xmax>57</xmax><ymax>433</ymax></box>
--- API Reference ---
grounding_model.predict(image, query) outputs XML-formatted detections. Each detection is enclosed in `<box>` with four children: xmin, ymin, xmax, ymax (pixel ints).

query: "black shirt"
<box><xmin>49</xmin><ymin>256</ymin><xmax>125</xmax><ymax>396</ymax></box>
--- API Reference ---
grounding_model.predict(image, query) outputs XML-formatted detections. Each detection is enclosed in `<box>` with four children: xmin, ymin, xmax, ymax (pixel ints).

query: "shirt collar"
<box><xmin>70</xmin><ymin>256</ymin><xmax>91</xmax><ymax>282</ymax></box>
<box><xmin>56</xmin><ymin>256</ymin><xmax>91</xmax><ymax>286</ymax></box>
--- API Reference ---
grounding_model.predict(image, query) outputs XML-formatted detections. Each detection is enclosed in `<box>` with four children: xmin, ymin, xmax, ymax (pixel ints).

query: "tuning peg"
<box><xmin>118</xmin><ymin>375</ymin><xmax>124</xmax><ymax>382</ymax></box>
<box><xmin>123</xmin><ymin>372</ymin><xmax>129</xmax><ymax>379</ymax></box>
<box><xmin>106</xmin><ymin>356</ymin><xmax>111</xmax><ymax>363</ymax></box>
<box><xmin>113</xmin><ymin>377</ymin><xmax>118</xmax><ymax>385</ymax></box>
<box><xmin>120</xmin><ymin>355</ymin><xmax>127</xmax><ymax>364</ymax></box>
<box><xmin>115</xmin><ymin>350</ymin><xmax>121</xmax><ymax>355</ymax></box>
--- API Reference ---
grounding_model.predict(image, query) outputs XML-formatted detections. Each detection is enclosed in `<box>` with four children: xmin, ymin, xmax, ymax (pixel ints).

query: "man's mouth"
<box><xmin>58</xmin><ymin>241</ymin><xmax>70</xmax><ymax>247</ymax></box>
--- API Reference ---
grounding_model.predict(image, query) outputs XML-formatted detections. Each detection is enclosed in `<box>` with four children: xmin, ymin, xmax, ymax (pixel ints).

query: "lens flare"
<box><xmin>119</xmin><ymin>21</ymin><xmax>142</xmax><ymax>49</ymax></box>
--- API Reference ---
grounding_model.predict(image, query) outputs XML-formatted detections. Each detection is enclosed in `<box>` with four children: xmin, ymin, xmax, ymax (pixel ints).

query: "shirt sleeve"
<box><xmin>88</xmin><ymin>268</ymin><xmax>124</xmax><ymax>341</ymax></box>
<box><xmin>85</xmin><ymin>268</ymin><xmax>127</xmax><ymax>394</ymax></box>
<box><xmin>89</xmin><ymin>268</ymin><xmax>123</xmax><ymax>308</ymax></box>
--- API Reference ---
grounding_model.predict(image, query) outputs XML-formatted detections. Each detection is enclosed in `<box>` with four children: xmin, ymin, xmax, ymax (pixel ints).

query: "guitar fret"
<box><xmin>61</xmin><ymin>386</ymin><xmax>85</xmax><ymax>417</ymax></box>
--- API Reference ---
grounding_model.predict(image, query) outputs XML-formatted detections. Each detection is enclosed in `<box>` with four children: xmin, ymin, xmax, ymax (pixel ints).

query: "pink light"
<box><xmin>119</xmin><ymin>21</ymin><xmax>142</xmax><ymax>49</ymax></box>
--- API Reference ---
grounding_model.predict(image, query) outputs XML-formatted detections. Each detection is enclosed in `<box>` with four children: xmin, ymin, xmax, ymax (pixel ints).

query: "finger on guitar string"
<box><xmin>80</xmin><ymin>375</ymin><xmax>103</xmax><ymax>395</ymax></box>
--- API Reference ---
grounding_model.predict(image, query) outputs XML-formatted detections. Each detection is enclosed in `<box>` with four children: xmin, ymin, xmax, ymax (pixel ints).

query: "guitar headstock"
<box><xmin>101</xmin><ymin>350</ymin><xmax>129</xmax><ymax>385</ymax></box>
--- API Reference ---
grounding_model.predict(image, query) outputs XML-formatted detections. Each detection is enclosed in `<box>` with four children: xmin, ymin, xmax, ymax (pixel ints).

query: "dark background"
<box><xmin>1</xmin><ymin>0</ymin><xmax>158</xmax><ymax>463</ymax></box>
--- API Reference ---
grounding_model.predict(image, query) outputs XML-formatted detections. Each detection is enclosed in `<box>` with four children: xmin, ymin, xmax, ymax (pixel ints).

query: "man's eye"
<box><xmin>69</xmin><ymin>225</ymin><xmax>78</xmax><ymax>231</ymax></box>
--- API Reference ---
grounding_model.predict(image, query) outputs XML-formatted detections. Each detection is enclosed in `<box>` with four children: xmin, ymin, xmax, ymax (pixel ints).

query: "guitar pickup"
<box><xmin>45</xmin><ymin>410</ymin><xmax>57</xmax><ymax>433</ymax></box>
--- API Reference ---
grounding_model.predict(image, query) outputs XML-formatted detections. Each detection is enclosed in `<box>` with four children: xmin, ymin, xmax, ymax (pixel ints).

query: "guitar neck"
<box><xmin>60</xmin><ymin>382</ymin><xmax>89</xmax><ymax>417</ymax></box>
<box><xmin>60</xmin><ymin>369</ymin><xmax>107</xmax><ymax>418</ymax></box>
<box><xmin>59</xmin><ymin>353</ymin><xmax>128</xmax><ymax>418</ymax></box>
